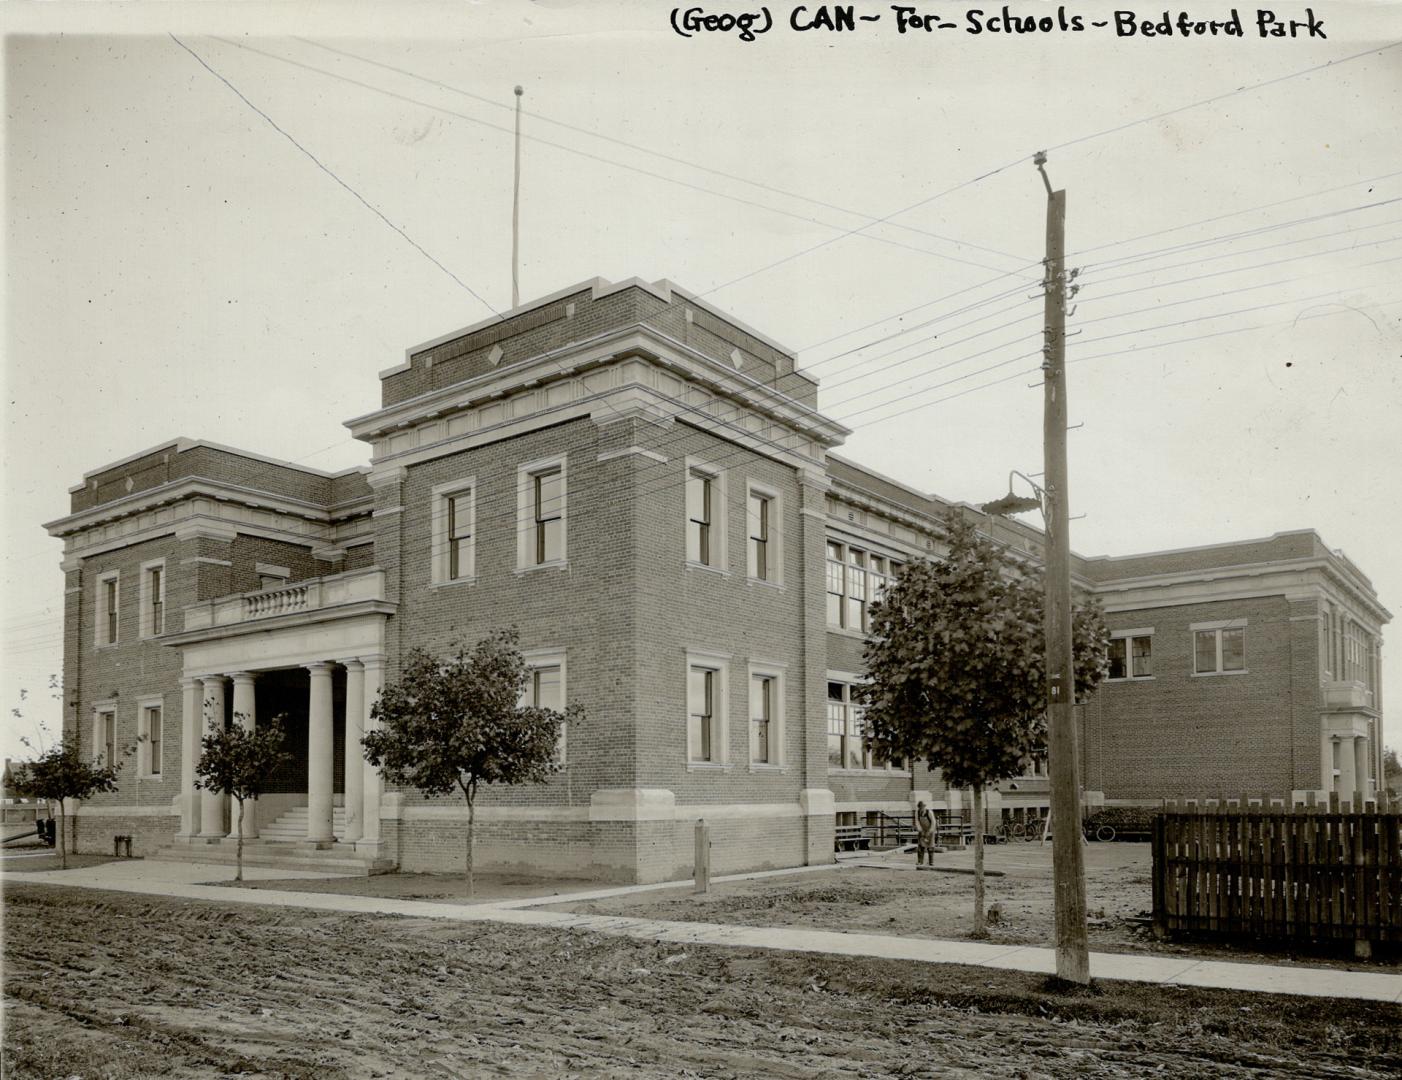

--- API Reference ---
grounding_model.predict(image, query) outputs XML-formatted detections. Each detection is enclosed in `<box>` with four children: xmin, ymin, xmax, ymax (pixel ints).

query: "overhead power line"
<box><xmin>169</xmin><ymin>35</ymin><xmax>503</xmax><ymax>318</ymax></box>
<box><xmin>207</xmin><ymin>36</ymin><xmax>1030</xmax><ymax>279</ymax></box>
<box><xmin>296</xmin><ymin>36</ymin><xmax>1033</xmax><ymax>268</ymax></box>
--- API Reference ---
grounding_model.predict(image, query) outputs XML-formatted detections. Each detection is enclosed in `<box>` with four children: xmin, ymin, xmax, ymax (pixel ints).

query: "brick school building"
<box><xmin>43</xmin><ymin>278</ymin><xmax>1389</xmax><ymax>880</ymax></box>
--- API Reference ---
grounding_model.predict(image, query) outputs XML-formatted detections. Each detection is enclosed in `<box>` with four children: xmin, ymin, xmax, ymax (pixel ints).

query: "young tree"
<box><xmin>859</xmin><ymin>513</ymin><xmax>1109</xmax><ymax>937</ymax></box>
<box><xmin>10</xmin><ymin>731</ymin><xmax>122</xmax><ymax>869</ymax></box>
<box><xmin>362</xmin><ymin>629</ymin><xmax>581</xmax><ymax>897</ymax></box>
<box><xmin>194</xmin><ymin>716</ymin><xmax>294</xmax><ymax>882</ymax></box>
<box><xmin>1384</xmin><ymin>746</ymin><xmax>1401</xmax><ymax>799</ymax></box>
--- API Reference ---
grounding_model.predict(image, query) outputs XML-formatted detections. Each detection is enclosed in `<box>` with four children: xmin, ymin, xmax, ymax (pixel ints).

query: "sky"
<box><xmin>4</xmin><ymin>1</ymin><xmax>1401</xmax><ymax>764</ymax></box>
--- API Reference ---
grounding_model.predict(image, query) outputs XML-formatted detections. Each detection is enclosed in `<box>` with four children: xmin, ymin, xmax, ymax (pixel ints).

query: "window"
<box><xmin>745</xmin><ymin>486</ymin><xmax>781</xmax><ymax>583</ymax></box>
<box><xmin>449</xmin><ymin>492</ymin><xmax>472</xmax><ymax>579</ymax></box>
<box><xmin>519</xmin><ymin>649</ymin><xmax>567</xmax><ymax>764</ymax></box>
<box><xmin>139</xmin><ymin>701</ymin><xmax>162</xmax><ymax>777</ymax></box>
<box><xmin>533</xmin><ymin>468</ymin><xmax>563</xmax><ymax>563</ymax></box>
<box><xmin>1107</xmin><ymin>629</ymin><xmax>1153</xmax><ymax>679</ymax></box>
<box><xmin>686</xmin><ymin>652</ymin><xmax>729</xmax><ymax>765</ymax></box>
<box><xmin>516</xmin><ymin>457</ymin><xmax>567</xmax><ymax>570</ymax></box>
<box><xmin>826</xmin><ymin>540</ymin><xmax>901</xmax><ymax>633</ymax></box>
<box><xmin>255</xmin><ymin>563</ymin><xmax>290</xmax><ymax>590</ymax></box>
<box><xmin>868</xmin><ymin>554</ymin><xmax>890</xmax><ymax>604</ymax></box>
<box><xmin>687</xmin><ymin>471</ymin><xmax>714</xmax><ymax>565</ymax></box>
<box><xmin>827</xmin><ymin>681</ymin><xmax>864</xmax><ymax>769</ymax></box>
<box><xmin>1321</xmin><ymin>604</ymin><xmax>1335</xmax><ymax>679</ymax></box>
<box><xmin>683</xmin><ymin>459</ymin><xmax>727</xmax><ymax>571</ymax></box>
<box><xmin>431</xmin><ymin>480</ymin><xmax>476</xmax><ymax>585</ymax></box>
<box><xmin>689</xmin><ymin>667</ymin><xmax>715</xmax><ymax>762</ymax></box>
<box><xmin>746</xmin><ymin>663</ymin><xmax>785</xmax><ymax>767</ymax></box>
<box><xmin>93</xmin><ymin>706</ymin><xmax>117</xmax><ymax>766</ymax></box>
<box><xmin>96</xmin><ymin>572</ymin><xmax>119</xmax><ymax>646</ymax></box>
<box><xmin>750</xmin><ymin>675</ymin><xmax>772</xmax><ymax>764</ymax></box>
<box><xmin>846</xmin><ymin>548</ymin><xmax>867</xmax><ymax>629</ymax></box>
<box><xmin>827</xmin><ymin>677</ymin><xmax>902</xmax><ymax>772</ymax></box>
<box><xmin>140</xmin><ymin>560</ymin><xmax>165</xmax><ymax>638</ymax></box>
<box><xmin>1192</xmin><ymin>621</ymin><xmax>1247</xmax><ymax>675</ymax></box>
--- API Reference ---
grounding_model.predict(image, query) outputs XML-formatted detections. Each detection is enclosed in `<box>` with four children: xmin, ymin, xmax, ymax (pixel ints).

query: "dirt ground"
<box><xmin>4</xmin><ymin>883</ymin><xmax>1400</xmax><ymax>1080</ymax></box>
<box><xmin>226</xmin><ymin>842</ymin><xmax>1394</xmax><ymax>970</ymax></box>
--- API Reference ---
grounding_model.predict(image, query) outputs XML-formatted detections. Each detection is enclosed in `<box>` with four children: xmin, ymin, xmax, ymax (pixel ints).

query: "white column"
<box><xmin>197</xmin><ymin>676</ymin><xmax>227</xmax><ymax>839</ymax></box>
<box><xmin>177</xmin><ymin>676</ymin><xmax>202</xmax><ymax>839</ymax></box>
<box><xmin>1336</xmin><ymin>737</ymin><xmax>1357</xmax><ymax>803</ymax></box>
<box><xmin>1353</xmin><ymin>736</ymin><xmax>1370</xmax><ymax>802</ymax></box>
<box><xmin>340</xmin><ymin>659</ymin><xmax>365</xmax><ymax>844</ymax></box>
<box><xmin>229</xmin><ymin>672</ymin><xmax>259</xmax><ymax>840</ymax></box>
<box><xmin>358</xmin><ymin>654</ymin><xmax>387</xmax><ymax>854</ymax></box>
<box><xmin>307</xmin><ymin>662</ymin><xmax>335</xmax><ymax>844</ymax></box>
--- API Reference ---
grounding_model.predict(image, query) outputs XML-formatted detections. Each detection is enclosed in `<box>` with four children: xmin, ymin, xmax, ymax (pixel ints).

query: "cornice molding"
<box><xmin>44</xmin><ymin>475</ymin><xmax>365</xmax><ymax>539</ymax></box>
<box><xmin>347</xmin><ymin>324</ymin><xmax>847</xmax><ymax>451</ymax></box>
<box><xmin>1090</xmin><ymin>556</ymin><xmax>1389</xmax><ymax>626</ymax></box>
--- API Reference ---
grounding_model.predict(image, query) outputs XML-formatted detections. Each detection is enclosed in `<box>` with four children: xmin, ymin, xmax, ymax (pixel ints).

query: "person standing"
<box><xmin>915</xmin><ymin>800</ymin><xmax>937</xmax><ymax>866</ymax></box>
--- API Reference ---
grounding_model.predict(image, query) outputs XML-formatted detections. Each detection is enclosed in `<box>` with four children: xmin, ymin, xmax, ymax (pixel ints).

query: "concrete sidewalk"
<box><xmin>5</xmin><ymin>859</ymin><xmax>1399</xmax><ymax>1004</ymax></box>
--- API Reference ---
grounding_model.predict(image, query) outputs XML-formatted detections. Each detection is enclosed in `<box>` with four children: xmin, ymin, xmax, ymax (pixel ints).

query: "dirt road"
<box><xmin>5</xmin><ymin>883</ymin><xmax>1399</xmax><ymax>1079</ymax></box>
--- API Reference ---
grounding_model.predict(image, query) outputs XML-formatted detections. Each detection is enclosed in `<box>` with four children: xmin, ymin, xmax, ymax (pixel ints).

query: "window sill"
<box><xmin>686</xmin><ymin>761</ymin><xmax>733</xmax><ymax>772</ymax></box>
<box><xmin>748</xmin><ymin>763</ymin><xmax>786</xmax><ymax>773</ymax></box>
<box><xmin>827</xmin><ymin>767</ymin><xmax>905</xmax><ymax>777</ymax></box>
<box><xmin>745</xmin><ymin>576</ymin><xmax>784</xmax><ymax>591</ymax></box>
<box><xmin>684</xmin><ymin>560</ymin><xmax>728</xmax><ymax>577</ymax></box>
<box><xmin>514</xmin><ymin>559</ymin><xmax>569</xmax><ymax>575</ymax></box>
<box><xmin>1106</xmin><ymin>675</ymin><xmax>1155</xmax><ymax>682</ymax></box>
<box><xmin>827</xmin><ymin>626</ymin><xmax>870</xmax><ymax>642</ymax></box>
<box><xmin>94</xmin><ymin>642</ymin><xmax>120</xmax><ymax>652</ymax></box>
<box><xmin>429</xmin><ymin>575</ymin><xmax>479</xmax><ymax>590</ymax></box>
<box><xmin>1191</xmin><ymin>669</ymin><xmax>1249</xmax><ymax>678</ymax></box>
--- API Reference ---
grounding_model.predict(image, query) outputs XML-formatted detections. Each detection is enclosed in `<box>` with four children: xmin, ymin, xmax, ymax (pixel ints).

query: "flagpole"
<box><xmin>511</xmin><ymin>85</ymin><xmax>523</xmax><ymax>309</ymax></box>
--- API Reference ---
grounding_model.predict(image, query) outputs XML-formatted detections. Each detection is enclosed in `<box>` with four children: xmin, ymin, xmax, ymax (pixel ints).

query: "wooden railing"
<box><xmin>1152</xmin><ymin>793</ymin><xmax>1401</xmax><ymax>952</ymax></box>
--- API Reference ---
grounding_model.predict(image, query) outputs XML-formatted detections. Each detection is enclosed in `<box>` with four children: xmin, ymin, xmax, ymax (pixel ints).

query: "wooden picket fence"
<box><xmin>1152</xmin><ymin>792</ymin><xmax>1402</xmax><ymax>951</ymax></box>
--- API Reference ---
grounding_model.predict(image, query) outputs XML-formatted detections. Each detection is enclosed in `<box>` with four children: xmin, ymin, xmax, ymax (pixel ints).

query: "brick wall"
<box><xmin>628</xmin><ymin>420</ymin><xmax>809</xmax><ymax>808</ymax></box>
<box><xmin>67</xmin><ymin>534</ymin><xmax>191</xmax><ymax>824</ymax></box>
<box><xmin>1080</xmin><ymin>595</ymin><xmax>1308</xmax><ymax>800</ymax></box>
<box><xmin>390</xmin><ymin>415</ymin><xmax>633</xmax><ymax>810</ymax></box>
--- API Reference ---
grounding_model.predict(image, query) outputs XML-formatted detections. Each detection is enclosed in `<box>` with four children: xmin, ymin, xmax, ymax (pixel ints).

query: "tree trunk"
<box><xmin>971</xmin><ymin>785</ymin><xmax>987</xmax><ymax>938</ymax></box>
<box><xmin>235</xmin><ymin>798</ymin><xmax>245</xmax><ymax>883</ymax></box>
<box><xmin>463</xmin><ymin>784</ymin><xmax>476</xmax><ymax>898</ymax></box>
<box><xmin>57</xmin><ymin>799</ymin><xmax>68</xmax><ymax>870</ymax></box>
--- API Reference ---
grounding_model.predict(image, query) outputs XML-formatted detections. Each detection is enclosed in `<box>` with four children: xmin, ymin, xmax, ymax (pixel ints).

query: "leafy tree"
<box><xmin>858</xmin><ymin>513</ymin><xmax>1109</xmax><ymax>937</ymax></box>
<box><xmin>194</xmin><ymin>716</ymin><xmax>294</xmax><ymax>882</ymax></box>
<box><xmin>10</xmin><ymin>731</ymin><xmax>122</xmax><ymax>868</ymax></box>
<box><xmin>362</xmin><ymin>629</ymin><xmax>582</xmax><ymax>896</ymax></box>
<box><xmin>1384</xmin><ymin>746</ymin><xmax>1401</xmax><ymax>799</ymax></box>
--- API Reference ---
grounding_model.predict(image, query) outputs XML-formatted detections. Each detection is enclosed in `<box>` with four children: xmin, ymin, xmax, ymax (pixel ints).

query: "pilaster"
<box><xmin>176</xmin><ymin>676</ymin><xmax>202</xmax><ymax>839</ymax></box>
<box><xmin>356</xmin><ymin>653</ymin><xmax>387</xmax><ymax>856</ymax></box>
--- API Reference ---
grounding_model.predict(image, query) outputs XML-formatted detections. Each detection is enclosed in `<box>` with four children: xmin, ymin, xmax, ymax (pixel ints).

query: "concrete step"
<box><xmin>259</xmin><ymin>806</ymin><xmax>348</xmax><ymax>843</ymax></box>
<box><xmin>152</xmin><ymin>840</ymin><xmax>393</xmax><ymax>876</ymax></box>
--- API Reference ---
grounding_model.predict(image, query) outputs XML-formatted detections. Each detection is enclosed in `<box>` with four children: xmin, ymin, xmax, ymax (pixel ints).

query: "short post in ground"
<box><xmin>694</xmin><ymin>817</ymin><xmax>710</xmax><ymax>894</ymax></box>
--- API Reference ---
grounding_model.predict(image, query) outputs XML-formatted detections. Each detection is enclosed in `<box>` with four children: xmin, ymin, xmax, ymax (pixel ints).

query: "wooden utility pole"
<box><xmin>511</xmin><ymin>85</ymin><xmax>524</xmax><ymax>308</ymax></box>
<box><xmin>1036</xmin><ymin>151</ymin><xmax>1090</xmax><ymax>985</ymax></box>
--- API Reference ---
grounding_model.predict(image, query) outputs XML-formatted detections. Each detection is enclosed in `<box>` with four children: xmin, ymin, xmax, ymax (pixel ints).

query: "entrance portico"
<box><xmin>162</xmin><ymin>568</ymin><xmax>394</xmax><ymax>858</ymax></box>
